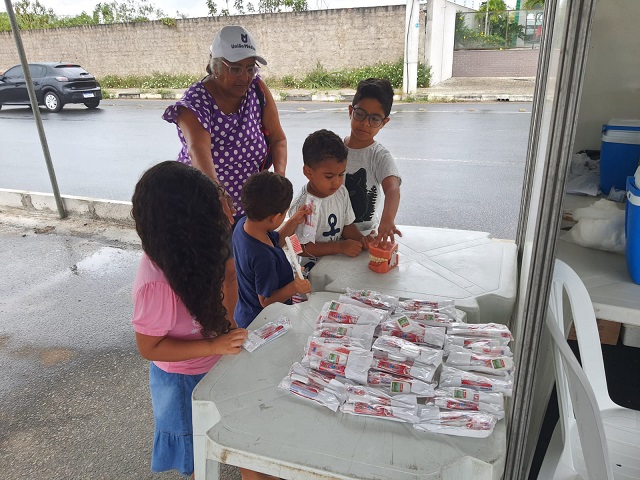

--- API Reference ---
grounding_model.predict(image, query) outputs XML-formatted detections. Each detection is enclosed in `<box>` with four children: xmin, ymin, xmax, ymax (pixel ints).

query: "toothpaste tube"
<box><xmin>439</xmin><ymin>366</ymin><xmax>513</xmax><ymax>396</ymax></box>
<box><xmin>243</xmin><ymin>317</ymin><xmax>292</xmax><ymax>352</ymax></box>
<box><xmin>366</xmin><ymin>371</ymin><xmax>436</xmax><ymax>396</ymax></box>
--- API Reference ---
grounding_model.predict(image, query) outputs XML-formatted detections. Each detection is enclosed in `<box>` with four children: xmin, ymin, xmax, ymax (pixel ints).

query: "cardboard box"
<box><xmin>568</xmin><ymin>318</ymin><xmax>621</xmax><ymax>345</ymax></box>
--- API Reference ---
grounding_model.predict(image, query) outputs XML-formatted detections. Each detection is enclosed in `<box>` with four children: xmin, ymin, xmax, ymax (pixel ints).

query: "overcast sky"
<box><xmin>2</xmin><ymin>0</ymin><xmax>517</xmax><ymax>17</ymax></box>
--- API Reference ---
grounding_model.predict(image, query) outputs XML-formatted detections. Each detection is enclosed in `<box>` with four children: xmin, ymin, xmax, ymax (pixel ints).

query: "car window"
<box><xmin>28</xmin><ymin>65</ymin><xmax>46</xmax><ymax>78</ymax></box>
<box><xmin>54</xmin><ymin>66</ymin><xmax>92</xmax><ymax>77</ymax></box>
<box><xmin>3</xmin><ymin>65</ymin><xmax>24</xmax><ymax>79</ymax></box>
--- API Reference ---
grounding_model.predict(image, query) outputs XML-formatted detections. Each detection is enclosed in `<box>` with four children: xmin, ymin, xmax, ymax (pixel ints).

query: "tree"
<box><xmin>523</xmin><ymin>0</ymin><xmax>544</xmax><ymax>8</ymax></box>
<box><xmin>206</xmin><ymin>0</ymin><xmax>307</xmax><ymax>16</ymax></box>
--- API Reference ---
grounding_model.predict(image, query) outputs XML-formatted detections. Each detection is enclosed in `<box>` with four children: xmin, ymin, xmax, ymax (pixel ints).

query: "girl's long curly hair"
<box><xmin>132</xmin><ymin>161</ymin><xmax>231</xmax><ymax>336</ymax></box>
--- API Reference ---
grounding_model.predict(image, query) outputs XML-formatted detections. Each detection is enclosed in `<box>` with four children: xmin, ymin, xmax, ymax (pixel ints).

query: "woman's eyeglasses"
<box><xmin>221</xmin><ymin>60</ymin><xmax>260</xmax><ymax>78</ymax></box>
<box><xmin>351</xmin><ymin>107</ymin><xmax>386</xmax><ymax>128</ymax></box>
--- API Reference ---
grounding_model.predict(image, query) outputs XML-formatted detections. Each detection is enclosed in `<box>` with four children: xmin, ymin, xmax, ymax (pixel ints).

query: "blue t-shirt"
<box><xmin>232</xmin><ymin>217</ymin><xmax>294</xmax><ymax>328</ymax></box>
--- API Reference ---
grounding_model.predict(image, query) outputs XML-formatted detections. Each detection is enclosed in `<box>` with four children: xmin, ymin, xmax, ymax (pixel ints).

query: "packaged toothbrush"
<box><xmin>243</xmin><ymin>317</ymin><xmax>292</xmax><ymax>353</ymax></box>
<box><xmin>445</xmin><ymin>349</ymin><xmax>514</xmax><ymax>376</ymax></box>
<box><xmin>312</xmin><ymin>323</ymin><xmax>376</xmax><ymax>350</ymax></box>
<box><xmin>341</xmin><ymin>402</ymin><xmax>420</xmax><ymax>424</ymax></box>
<box><xmin>371</xmin><ymin>353</ymin><xmax>438</xmax><ymax>383</ymax></box>
<box><xmin>300</xmin><ymin>193</ymin><xmax>322</xmax><ymax>244</ymax></box>
<box><xmin>379</xmin><ymin>319</ymin><xmax>446</xmax><ymax>349</ymax></box>
<box><xmin>372</xmin><ymin>335</ymin><xmax>443</xmax><ymax>367</ymax></box>
<box><xmin>366</xmin><ymin>370</ymin><xmax>436</xmax><ymax>397</ymax></box>
<box><xmin>414</xmin><ymin>406</ymin><xmax>499</xmax><ymax>438</ymax></box>
<box><xmin>439</xmin><ymin>366</ymin><xmax>513</xmax><ymax>396</ymax></box>
<box><xmin>447</xmin><ymin>323</ymin><xmax>513</xmax><ymax>341</ymax></box>
<box><xmin>340</xmin><ymin>288</ymin><xmax>399</xmax><ymax>312</ymax></box>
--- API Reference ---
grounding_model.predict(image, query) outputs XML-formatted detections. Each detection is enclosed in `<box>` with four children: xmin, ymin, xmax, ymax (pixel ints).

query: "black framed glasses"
<box><xmin>221</xmin><ymin>60</ymin><xmax>260</xmax><ymax>78</ymax></box>
<box><xmin>351</xmin><ymin>107</ymin><xmax>386</xmax><ymax>128</ymax></box>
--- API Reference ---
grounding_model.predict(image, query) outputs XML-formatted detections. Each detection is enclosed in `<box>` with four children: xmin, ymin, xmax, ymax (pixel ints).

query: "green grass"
<box><xmin>98</xmin><ymin>60</ymin><xmax>432</xmax><ymax>92</ymax></box>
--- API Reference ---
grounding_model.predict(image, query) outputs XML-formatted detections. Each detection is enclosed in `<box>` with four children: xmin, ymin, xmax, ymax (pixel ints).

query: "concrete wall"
<box><xmin>574</xmin><ymin>0</ymin><xmax>640</xmax><ymax>151</ymax></box>
<box><xmin>0</xmin><ymin>6</ymin><xmax>419</xmax><ymax>80</ymax></box>
<box><xmin>452</xmin><ymin>49</ymin><xmax>539</xmax><ymax>77</ymax></box>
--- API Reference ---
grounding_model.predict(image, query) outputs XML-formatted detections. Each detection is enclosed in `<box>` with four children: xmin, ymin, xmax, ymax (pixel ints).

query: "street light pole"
<box><xmin>4</xmin><ymin>0</ymin><xmax>66</xmax><ymax>219</ymax></box>
<box><xmin>402</xmin><ymin>0</ymin><xmax>420</xmax><ymax>95</ymax></box>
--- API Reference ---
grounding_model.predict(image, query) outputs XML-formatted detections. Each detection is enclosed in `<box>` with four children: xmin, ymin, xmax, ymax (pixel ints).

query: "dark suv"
<box><xmin>0</xmin><ymin>62</ymin><xmax>102</xmax><ymax>112</ymax></box>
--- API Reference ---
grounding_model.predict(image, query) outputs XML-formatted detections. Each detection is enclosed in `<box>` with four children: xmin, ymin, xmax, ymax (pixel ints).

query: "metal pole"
<box><xmin>4</xmin><ymin>0</ymin><xmax>66</xmax><ymax>218</ymax></box>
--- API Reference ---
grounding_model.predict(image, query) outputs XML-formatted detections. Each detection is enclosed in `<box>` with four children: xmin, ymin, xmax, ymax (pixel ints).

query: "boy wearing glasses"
<box><xmin>345</xmin><ymin>78</ymin><xmax>402</xmax><ymax>245</ymax></box>
<box><xmin>289</xmin><ymin>130</ymin><xmax>370</xmax><ymax>267</ymax></box>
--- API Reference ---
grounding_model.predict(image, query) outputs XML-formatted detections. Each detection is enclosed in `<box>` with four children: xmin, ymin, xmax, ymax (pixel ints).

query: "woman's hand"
<box><xmin>219</xmin><ymin>189</ymin><xmax>236</xmax><ymax>224</ymax></box>
<box><xmin>209</xmin><ymin>328</ymin><xmax>248</xmax><ymax>355</ymax></box>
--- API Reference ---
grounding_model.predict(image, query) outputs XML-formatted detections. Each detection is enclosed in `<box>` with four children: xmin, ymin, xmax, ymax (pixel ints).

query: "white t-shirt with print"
<box><xmin>344</xmin><ymin>141</ymin><xmax>401</xmax><ymax>234</ymax></box>
<box><xmin>289</xmin><ymin>184</ymin><xmax>356</xmax><ymax>245</ymax></box>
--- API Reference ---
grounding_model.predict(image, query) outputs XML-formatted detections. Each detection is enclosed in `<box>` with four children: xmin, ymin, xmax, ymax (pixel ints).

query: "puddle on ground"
<box><xmin>75</xmin><ymin>246</ymin><xmax>138</xmax><ymax>277</ymax></box>
<box><xmin>11</xmin><ymin>345</ymin><xmax>75</xmax><ymax>366</ymax></box>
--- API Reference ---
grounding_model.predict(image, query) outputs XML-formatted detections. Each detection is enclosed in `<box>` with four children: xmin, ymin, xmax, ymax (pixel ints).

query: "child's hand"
<box><xmin>209</xmin><ymin>328</ymin><xmax>248</xmax><ymax>355</ymax></box>
<box><xmin>340</xmin><ymin>239</ymin><xmax>364</xmax><ymax>257</ymax></box>
<box><xmin>293</xmin><ymin>276</ymin><xmax>312</xmax><ymax>295</ymax></box>
<box><xmin>375</xmin><ymin>222</ymin><xmax>402</xmax><ymax>247</ymax></box>
<box><xmin>361</xmin><ymin>234</ymin><xmax>375</xmax><ymax>250</ymax></box>
<box><xmin>290</xmin><ymin>204</ymin><xmax>312</xmax><ymax>226</ymax></box>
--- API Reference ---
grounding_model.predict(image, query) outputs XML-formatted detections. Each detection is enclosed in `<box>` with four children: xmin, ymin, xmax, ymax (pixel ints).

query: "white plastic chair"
<box><xmin>539</xmin><ymin>259</ymin><xmax>640</xmax><ymax>479</ymax></box>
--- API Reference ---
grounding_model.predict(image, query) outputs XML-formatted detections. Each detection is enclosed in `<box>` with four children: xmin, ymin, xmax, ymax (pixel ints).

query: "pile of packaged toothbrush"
<box><xmin>278</xmin><ymin>288</ymin><xmax>514</xmax><ymax>438</ymax></box>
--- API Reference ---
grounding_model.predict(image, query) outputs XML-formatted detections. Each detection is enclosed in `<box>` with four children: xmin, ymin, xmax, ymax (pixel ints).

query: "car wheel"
<box><xmin>84</xmin><ymin>100</ymin><xmax>100</xmax><ymax>109</ymax></box>
<box><xmin>44</xmin><ymin>91</ymin><xmax>63</xmax><ymax>112</ymax></box>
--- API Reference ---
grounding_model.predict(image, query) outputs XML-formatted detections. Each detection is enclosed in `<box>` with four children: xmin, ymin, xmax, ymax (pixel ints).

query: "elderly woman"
<box><xmin>163</xmin><ymin>25</ymin><xmax>287</xmax><ymax>334</ymax></box>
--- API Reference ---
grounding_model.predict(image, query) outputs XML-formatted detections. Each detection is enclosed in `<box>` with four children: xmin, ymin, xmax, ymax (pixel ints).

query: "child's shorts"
<box><xmin>149</xmin><ymin>362</ymin><xmax>206</xmax><ymax>476</ymax></box>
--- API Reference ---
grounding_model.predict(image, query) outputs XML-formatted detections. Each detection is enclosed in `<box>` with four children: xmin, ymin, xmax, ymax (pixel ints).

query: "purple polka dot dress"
<box><xmin>162</xmin><ymin>76</ymin><xmax>268</xmax><ymax>216</ymax></box>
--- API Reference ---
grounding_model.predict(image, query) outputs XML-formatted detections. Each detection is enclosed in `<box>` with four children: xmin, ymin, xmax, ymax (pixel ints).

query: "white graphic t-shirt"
<box><xmin>344</xmin><ymin>141</ymin><xmax>401</xmax><ymax>234</ymax></box>
<box><xmin>289</xmin><ymin>184</ymin><xmax>356</xmax><ymax>245</ymax></box>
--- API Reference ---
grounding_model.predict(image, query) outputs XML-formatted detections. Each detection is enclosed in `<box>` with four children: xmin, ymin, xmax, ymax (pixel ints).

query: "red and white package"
<box><xmin>371</xmin><ymin>353</ymin><xmax>438</xmax><ymax>383</ymax></box>
<box><xmin>445</xmin><ymin>335</ymin><xmax>511</xmax><ymax>351</ymax></box>
<box><xmin>439</xmin><ymin>366</ymin><xmax>513</xmax><ymax>396</ymax></box>
<box><xmin>445</xmin><ymin>349</ymin><xmax>514</xmax><ymax>376</ymax></box>
<box><xmin>399</xmin><ymin>299</ymin><xmax>457</xmax><ymax>320</ymax></box>
<box><xmin>318</xmin><ymin>300</ymin><xmax>387</xmax><ymax>326</ymax></box>
<box><xmin>366</xmin><ymin>370</ymin><xmax>436</xmax><ymax>397</ymax></box>
<box><xmin>303</xmin><ymin>338</ymin><xmax>373</xmax><ymax>384</ymax></box>
<box><xmin>396</xmin><ymin>310</ymin><xmax>457</xmax><ymax>327</ymax></box>
<box><xmin>341</xmin><ymin>288</ymin><xmax>399</xmax><ymax>312</ymax></box>
<box><xmin>372</xmin><ymin>335</ymin><xmax>443</xmax><ymax>367</ymax></box>
<box><xmin>414</xmin><ymin>406</ymin><xmax>499</xmax><ymax>438</ymax></box>
<box><xmin>434</xmin><ymin>386</ymin><xmax>504</xmax><ymax>408</ymax></box>
<box><xmin>243</xmin><ymin>317</ymin><xmax>292</xmax><ymax>353</ymax></box>
<box><xmin>379</xmin><ymin>319</ymin><xmax>446</xmax><ymax>349</ymax></box>
<box><xmin>278</xmin><ymin>362</ymin><xmax>347</xmax><ymax>412</ymax></box>
<box><xmin>447</xmin><ymin>323</ymin><xmax>513</xmax><ymax>341</ymax></box>
<box><xmin>430</xmin><ymin>390</ymin><xmax>505</xmax><ymax>419</ymax></box>
<box><xmin>312</xmin><ymin>323</ymin><xmax>376</xmax><ymax>350</ymax></box>
<box><xmin>341</xmin><ymin>402</ymin><xmax>419</xmax><ymax>424</ymax></box>
<box><xmin>344</xmin><ymin>384</ymin><xmax>417</xmax><ymax>408</ymax></box>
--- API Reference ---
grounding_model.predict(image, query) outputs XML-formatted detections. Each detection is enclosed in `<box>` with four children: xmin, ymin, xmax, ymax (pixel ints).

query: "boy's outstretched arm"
<box><xmin>258</xmin><ymin>276</ymin><xmax>311</xmax><ymax>308</ymax></box>
<box><xmin>376</xmin><ymin>175</ymin><xmax>402</xmax><ymax>245</ymax></box>
<box><xmin>301</xmin><ymin>238</ymin><xmax>363</xmax><ymax>258</ymax></box>
<box><xmin>277</xmin><ymin>204</ymin><xmax>311</xmax><ymax>247</ymax></box>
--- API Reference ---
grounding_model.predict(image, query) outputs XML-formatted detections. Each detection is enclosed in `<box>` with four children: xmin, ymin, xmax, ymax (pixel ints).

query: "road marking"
<box><xmin>395</xmin><ymin>157</ymin><xmax>519</xmax><ymax>166</ymax></box>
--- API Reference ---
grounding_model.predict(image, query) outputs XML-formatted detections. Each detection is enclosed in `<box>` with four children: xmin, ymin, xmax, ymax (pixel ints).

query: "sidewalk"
<box><xmin>108</xmin><ymin>76</ymin><xmax>536</xmax><ymax>103</ymax></box>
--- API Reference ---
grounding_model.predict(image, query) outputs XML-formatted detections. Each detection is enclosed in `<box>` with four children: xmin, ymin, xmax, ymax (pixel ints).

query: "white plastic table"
<box><xmin>308</xmin><ymin>226</ymin><xmax>518</xmax><ymax>324</ymax></box>
<box><xmin>556</xmin><ymin>238</ymin><xmax>640</xmax><ymax>327</ymax></box>
<box><xmin>193</xmin><ymin>292</ymin><xmax>507</xmax><ymax>480</ymax></box>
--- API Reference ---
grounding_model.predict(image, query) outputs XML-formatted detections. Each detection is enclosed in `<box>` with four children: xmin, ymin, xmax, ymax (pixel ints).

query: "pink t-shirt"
<box><xmin>131</xmin><ymin>253</ymin><xmax>222</xmax><ymax>375</ymax></box>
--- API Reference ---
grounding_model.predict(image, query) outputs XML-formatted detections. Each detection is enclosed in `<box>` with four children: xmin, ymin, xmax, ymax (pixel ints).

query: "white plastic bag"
<box><xmin>562</xmin><ymin>198</ymin><xmax>625</xmax><ymax>254</ymax></box>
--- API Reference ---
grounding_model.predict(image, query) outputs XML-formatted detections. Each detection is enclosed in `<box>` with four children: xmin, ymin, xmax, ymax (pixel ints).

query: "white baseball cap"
<box><xmin>210</xmin><ymin>25</ymin><xmax>267</xmax><ymax>65</ymax></box>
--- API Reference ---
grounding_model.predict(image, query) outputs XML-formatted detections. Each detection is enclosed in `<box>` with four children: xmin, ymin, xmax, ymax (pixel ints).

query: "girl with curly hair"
<box><xmin>131</xmin><ymin>161</ymin><xmax>248</xmax><ymax>477</ymax></box>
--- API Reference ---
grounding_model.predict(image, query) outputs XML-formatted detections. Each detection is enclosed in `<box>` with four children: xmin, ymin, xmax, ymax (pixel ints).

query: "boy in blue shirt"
<box><xmin>233</xmin><ymin>172</ymin><xmax>311</xmax><ymax>328</ymax></box>
<box><xmin>344</xmin><ymin>78</ymin><xmax>402</xmax><ymax>245</ymax></box>
<box><xmin>289</xmin><ymin>129</ymin><xmax>370</xmax><ymax>265</ymax></box>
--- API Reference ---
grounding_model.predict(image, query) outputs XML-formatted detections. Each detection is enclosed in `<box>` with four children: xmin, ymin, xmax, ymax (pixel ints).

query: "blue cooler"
<box><xmin>626</xmin><ymin>175</ymin><xmax>640</xmax><ymax>284</ymax></box>
<box><xmin>600</xmin><ymin>119</ymin><xmax>640</xmax><ymax>195</ymax></box>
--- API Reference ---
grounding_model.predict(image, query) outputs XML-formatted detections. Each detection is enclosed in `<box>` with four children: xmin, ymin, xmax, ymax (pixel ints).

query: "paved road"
<box><xmin>0</xmin><ymin>100</ymin><xmax>530</xmax><ymax>239</ymax></box>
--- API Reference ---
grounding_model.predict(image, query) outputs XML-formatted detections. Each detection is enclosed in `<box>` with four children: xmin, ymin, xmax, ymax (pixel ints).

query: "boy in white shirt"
<box><xmin>289</xmin><ymin>129</ymin><xmax>371</xmax><ymax>266</ymax></box>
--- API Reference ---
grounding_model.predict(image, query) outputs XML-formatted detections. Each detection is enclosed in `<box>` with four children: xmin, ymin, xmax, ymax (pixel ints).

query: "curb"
<box><xmin>107</xmin><ymin>92</ymin><xmax>533</xmax><ymax>103</ymax></box>
<box><xmin>0</xmin><ymin>188</ymin><xmax>133</xmax><ymax>226</ymax></box>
